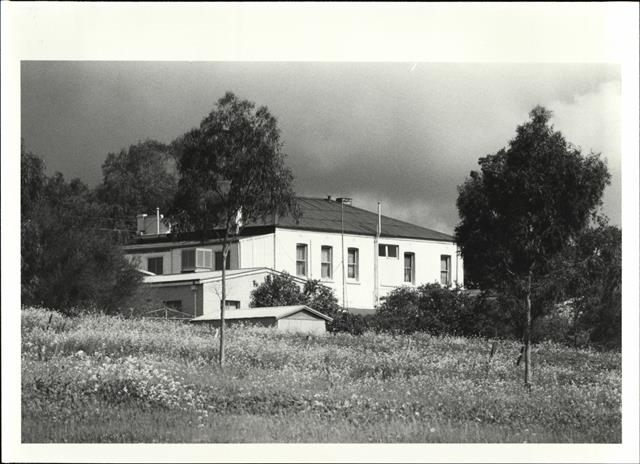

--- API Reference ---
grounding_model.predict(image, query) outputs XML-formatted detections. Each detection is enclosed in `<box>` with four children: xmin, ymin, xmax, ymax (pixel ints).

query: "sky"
<box><xmin>21</xmin><ymin>61</ymin><xmax>621</xmax><ymax>234</ymax></box>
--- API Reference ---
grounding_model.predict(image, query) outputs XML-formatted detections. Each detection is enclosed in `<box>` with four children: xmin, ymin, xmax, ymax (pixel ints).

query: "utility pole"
<box><xmin>337</xmin><ymin>197</ymin><xmax>352</xmax><ymax>310</ymax></box>
<box><xmin>374</xmin><ymin>201</ymin><xmax>381</xmax><ymax>306</ymax></box>
<box><xmin>341</xmin><ymin>199</ymin><xmax>346</xmax><ymax>309</ymax></box>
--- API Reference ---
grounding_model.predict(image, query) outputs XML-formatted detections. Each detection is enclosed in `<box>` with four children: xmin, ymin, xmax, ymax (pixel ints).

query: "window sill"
<box><xmin>346</xmin><ymin>280</ymin><xmax>361</xmax><ymax>285</ymax></box>
<box><xmin>381</xmin><ymin>282</ymin><xmax>415</xmax><ymax>287</ymax></box>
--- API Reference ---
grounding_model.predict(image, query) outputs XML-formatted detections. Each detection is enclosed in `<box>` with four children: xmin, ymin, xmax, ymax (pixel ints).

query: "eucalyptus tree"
<box><xmin>171</xmin><ymin>92</ymin><xmax>299</xmax><ymax>366</ymax></box>
<box><xmin>96</xmin><ymin>139</ymin><xmax>177</xmax><ymax>234</ymax></box>
<box><xmin>455</xmin><ymin>107</ymin><xmax>610</xmax><ymax>387</ymax></box>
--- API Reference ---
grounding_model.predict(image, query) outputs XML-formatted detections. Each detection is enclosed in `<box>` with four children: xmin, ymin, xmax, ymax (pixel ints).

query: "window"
<box><xmin>378</xmin><ymin>244</ymin><xmax>399</xmax><ymax>258</ymax></box>
<box><xmin>182</xmin><ymin>249</ymin><xmax>195</xmax><ymax>271</ymax></box>
<box><xmin>296</xmin><ymin>244</ymin><xmax>308</xmax><ymax>276</ymax></box>
<box><xmin>196</xmin><ymin>249</ymin><xmax>213</xmax><ymax>269</ymax></box>
<box><xmin>321</xmin><ymin>246</ymin><xmax>333</xmax><ymax>279</ymax></box>
<box><xmin>347</xmin><ymin>248</ymin><xmax>359</xmax><ymax>280</ymax></box>
<box><xmin>225</xmin><ymin>300</ymin><xmax>241</xmax><ymax>309</ymax></box>
<box><xmin>404</xmin><ymin>253</ymin><xmax>415</xmax><ymax>283</ymax></box>
<box><xmin>182</xmin><ymin>248</ymin><xmax>212</xmax><ymax>272</ymax></box>
<box><xmin>147</xmin><ymin>256</ymin><xmax>163</xmax><ymax>275</ymax></box>
<box><xmin>440</xmin><ymin>255</ymin><xmax>451</xmax><ymax>286</ymax></box>
<box><xmin>214</xmin><ymin>251</ymin><xmax>231</xmax><ymax>271</ymax></box>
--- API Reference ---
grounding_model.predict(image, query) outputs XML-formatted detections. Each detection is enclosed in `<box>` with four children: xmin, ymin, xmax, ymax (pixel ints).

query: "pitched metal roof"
<box><xmin>190</xmin><ymin>305</ymin><xmax>333</xmax><ymax>322</ymax></box>
<box><xmin>270</xmin><ymin>197</ymin><xmax>455</xmax><ymax>242</ymax></box>
<box><xmin>126</xmin><ymin>197</ymin><xmax>454</xmax><ymax>246</ymax></box>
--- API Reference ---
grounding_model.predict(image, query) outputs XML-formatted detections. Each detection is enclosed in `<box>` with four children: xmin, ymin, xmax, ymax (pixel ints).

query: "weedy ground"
<box><xmin>21</xmin><ymin>307</ymin><xmax>621</xmax><ymax>443</ymax></box>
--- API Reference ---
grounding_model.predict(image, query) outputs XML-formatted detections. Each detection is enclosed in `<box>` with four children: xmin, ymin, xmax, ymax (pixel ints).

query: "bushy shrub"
<box><xmin>463</xmin><ymin>292</ymin><xmax>521</xmax><ymax>340</ymax></box>
<box><xmin>530</xmin><ymin>301</ymin><xmax>595</xmax><ymax>347</ymax></box>
<box><xmin>532</xmin><ymin>309</ymin><xmax>574</xmax><ymax>345</ymax></box>
<box><xmin>375</xmin><ymin>284</ymin><xmax>470</xmax><ymax>336</ymax></box>
<box><xmin>374</xmin><ymin>284</ymin><xmax>521</xmax><ymax>339</ymax></box>
<box><xmin>249</xmin><ymin>273</ymin><xmax>306</xmax><ymax>308</ymax></box>
<box><xmin>329</xmin><ymin>312</ymin><xmax>372</xmax><ymax>336</ymax></box>
<box><xmin>250</xmin><ymin>273</ymin><xmax>365</xmax><ymax>335</ymax></box>
<box><xmin>372</xmin><ymin>287</ymin><xmax>420</xmax><ymax>334</ymax></box>
<box><xmin>302</xmin><ymin>279</ymin><xmax>341</xmax><ymax>319</ymax></box>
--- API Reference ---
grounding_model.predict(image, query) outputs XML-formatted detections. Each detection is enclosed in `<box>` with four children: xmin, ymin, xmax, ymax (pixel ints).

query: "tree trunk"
<box><xmin>523</xmin><ymin>271</ymin><xmax>532</xmax><ymax>388</ymax></box>
<box><xmin>219</xmin><ymin>236</ymin><xmax>229</xmax><ymax>367</ymax></box>
<box><xmin>573</xmin><ymin>301</ymin><xmax>580</xmax><ymax>349</ymax></box>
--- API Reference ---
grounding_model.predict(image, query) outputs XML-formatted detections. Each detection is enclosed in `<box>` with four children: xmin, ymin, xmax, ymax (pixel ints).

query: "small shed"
<box><xmin>190</xmin><ymin>305</ymin><xmax>333</xmax><ymax>336</ymax></box>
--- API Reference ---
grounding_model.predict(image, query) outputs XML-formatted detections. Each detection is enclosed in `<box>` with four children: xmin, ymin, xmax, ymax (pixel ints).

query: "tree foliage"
<box><xmin>250</xmin><ymin>272</ymin><xmax>341</xmax><ymax>319</ymax></box>
<box><xmin>455</xmin><ymin>107</ymin><xmax>611</xmax><ymax>383</ymax></box>
<box><xmin>95</xmin><ymin>139</ymin><xmax>177</xmax><ymax>233</ymax></box>
<box><xmin>565</xmin><ymin>220</ymin><xmax>621</xmax><ymax>348</ymax></box>
<box><xmin>170</xmin><ymin>92</ymin><xmax>300</xmax><ymax>365</ymax></box>
<box><xmin>456</xmin><ymin>107</ymin><xmax>610</xmax><ymax>291</ymax></box>
<box><xmin>170</xmin><ymin>92</ymin><xmax>299</xmax><ymax>236</ymax></box>
<box><xmin>21</xmin><ymin>145</ymin><xmax>141</xmax><ymax>314</ymax></box>
<box><xmin>375</xmin><ymin>284</ymin><xmax>519</xmax><ymax>338</ymax></box>
<box><xmin>249</xmin><ymin>273</ymin><xmax>307</xmax><ymax>307</ymax></box>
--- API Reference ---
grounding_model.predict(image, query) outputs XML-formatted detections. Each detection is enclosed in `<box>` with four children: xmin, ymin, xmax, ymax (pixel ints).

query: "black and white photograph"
<box><xmin>2</xmin><ymin>3</ymin><xmax>639</xmax><ymax>463</ymax></box>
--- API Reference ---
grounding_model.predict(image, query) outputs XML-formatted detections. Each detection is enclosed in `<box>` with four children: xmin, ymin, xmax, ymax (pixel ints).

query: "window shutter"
<box><xmin>182</xmin><ymin>249</ymin><xmax>195</xmax><ymax>270</ymax></box>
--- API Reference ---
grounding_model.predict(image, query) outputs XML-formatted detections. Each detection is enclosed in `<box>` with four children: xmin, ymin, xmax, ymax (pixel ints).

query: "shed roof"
<box><xmin>191</xmin><ymin>305</ymin><xmax>333</xmax><ymax>322</ymax></box>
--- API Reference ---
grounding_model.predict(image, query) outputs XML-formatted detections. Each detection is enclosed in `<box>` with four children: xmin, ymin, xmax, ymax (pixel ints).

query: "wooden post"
<box><xmin>219</xmin><ymin>236</ymin><xmax>229</xmax><ymax>367</ymax></box>
<box><xmin>524</xmin><ymin>271</ymin><xmax>532</xmax><ymax>389</ymax></box>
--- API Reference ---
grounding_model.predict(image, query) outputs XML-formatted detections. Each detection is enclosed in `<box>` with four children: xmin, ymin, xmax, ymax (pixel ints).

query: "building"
<box><xmin>137</xmin><ymin>267</ymin><xmax>308</xmax><ymax>318</ymax></box>
<box><xmin>123</xmin><ymin>196</ymin><xmax>463</xmax><ymax>315</ymax></box>
<box><xmin>190</xmin><ymin>305</ymin><xmax>333</xmax><ymax>336</ymax></box>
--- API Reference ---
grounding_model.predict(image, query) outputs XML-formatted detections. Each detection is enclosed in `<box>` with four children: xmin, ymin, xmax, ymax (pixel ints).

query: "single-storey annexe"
<box><xmin>137</xmin><ymin>267</ymin><xmax>309</xmax><ymax>318</ymax></box>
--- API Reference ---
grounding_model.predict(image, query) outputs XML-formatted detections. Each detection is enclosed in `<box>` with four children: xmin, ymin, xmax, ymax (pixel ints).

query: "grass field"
<box><xmin>21</xmin><ymin>307</ymin><xmax>621</xmax><ymax>443</ymax></box>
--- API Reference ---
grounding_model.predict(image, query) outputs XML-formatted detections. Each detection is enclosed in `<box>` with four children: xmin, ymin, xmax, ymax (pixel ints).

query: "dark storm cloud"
<box><xmin>21</xmin><ymin>62</ymin><xmax>621</xmax><ymax>233</ymax></box>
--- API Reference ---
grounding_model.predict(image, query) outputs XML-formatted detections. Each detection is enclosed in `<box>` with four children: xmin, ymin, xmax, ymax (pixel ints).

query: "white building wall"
<box><xmin>203</xmin><ymin>276</ymin><xmax>259</xmax><ymax>315</ymax></box>
<box><xmin>272</xmin><ymin>228</ymin><xmax>376</xmax><ymax>309</ymax></box>
<box><xmin>376</xmin><ymin>237</ymin><xmax>463</xmax><ymax>300</ymax></box>
<box><xmin>201</xmin><ymin>271</ymin><xmax>290</xmax><ymax>316</ymax></box>
<box><xmin>273</xmin><ymin>228</ymin><xmax>463</xmax><ymax>309</ymax></box>
<box><xmin>238</xmin><ymin>233</ymin><xmax>275</xmax><ymax>269</ymax></box>
<box><xmin>127</xmin><ymin>228</ymin><xmax>464</xmax><ymax>312</ymax></box>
